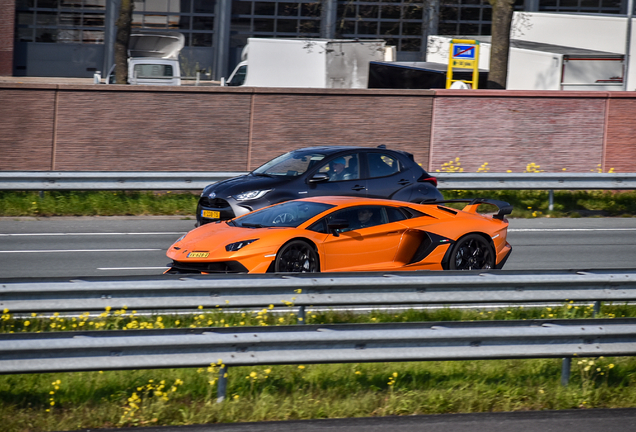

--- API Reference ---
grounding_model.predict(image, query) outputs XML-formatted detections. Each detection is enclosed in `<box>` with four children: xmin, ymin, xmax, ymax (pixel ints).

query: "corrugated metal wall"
<box><xmin>1</xmin><ymin>84</ymin><xmax>634</xmax><ymax>174</ymax></box>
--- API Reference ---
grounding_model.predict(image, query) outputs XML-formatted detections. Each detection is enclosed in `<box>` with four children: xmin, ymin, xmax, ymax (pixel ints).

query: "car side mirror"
<box><xmin>327</xmin><ymin>219</ymin><xmax>349</xmax><ymax>237</ymax></box>
<box><xmin>308</xmin><ymin>173</ymin><xmax>330</xmax><ymax>183</ymax></box>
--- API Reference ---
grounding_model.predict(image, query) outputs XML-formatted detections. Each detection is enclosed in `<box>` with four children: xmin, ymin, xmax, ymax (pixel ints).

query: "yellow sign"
<box><xmin>446</xmin><ymin>39</ymin><xmax>480</xmax><ymax>89</ymax></box>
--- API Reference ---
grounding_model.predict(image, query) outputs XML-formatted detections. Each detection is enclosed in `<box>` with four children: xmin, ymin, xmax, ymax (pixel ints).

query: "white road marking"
<box><xmin>0</xmin><ymin>249</ymin><xmax>162</xmax><ymax>253</ymax></box>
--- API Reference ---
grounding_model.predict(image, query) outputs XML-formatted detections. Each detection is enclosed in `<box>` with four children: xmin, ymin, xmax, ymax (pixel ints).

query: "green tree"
<box><xmin>487</xmin><ymin>0</ymin><xmax>515</xmax><ymax>89</ymax></box>
<box><xmin>114</xmin><ymin>0</ymin><xmax>134</xmax><ymax>84</ymax></box>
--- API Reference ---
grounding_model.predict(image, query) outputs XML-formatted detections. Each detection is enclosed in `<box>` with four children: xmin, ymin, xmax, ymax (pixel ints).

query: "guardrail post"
<box><xmin>298</xmin><ymin>306</ymin><xmax>306</xmax><ymax>324</ymax></box>
<box><xmin>561</xmin><ymin>357</ymin><xmax>571</xmax><ymax>386</ymax></box>
<box><xmin>217</xmin><ymin>365</ymin><xmax>228</xmax><ymax>403</ymax></box>
<box><xmin>593</xmin><ymin>301</ymin><xmax>601</xmax><ymax>317</ymax></box>
<box><xmin>548</xmin><ymin>190</ymin><xmax>554</xmax><ymax>211</ymax></box>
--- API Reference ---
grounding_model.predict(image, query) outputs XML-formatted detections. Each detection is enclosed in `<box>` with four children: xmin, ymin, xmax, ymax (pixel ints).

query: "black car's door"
<box><xmin>302</xmin><ymin>153</ymin><xmax>367</xmax><ymax>198</ymax></box>
<box><xmin>363</xmin><ymin>151</ymin><xmax>411</xmax><ymax>199</ymax></box>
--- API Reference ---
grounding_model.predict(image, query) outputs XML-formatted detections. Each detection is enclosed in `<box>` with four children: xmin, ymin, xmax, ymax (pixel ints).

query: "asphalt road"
<box><xmin>67</xmin><ymin>408</ymin><xmax>636</xmax><ymax>432</ymax></box>
<box><xmin>1</xmin><ymin>216</ymin><xmax>636</xmax><ymax>279</ymax></box>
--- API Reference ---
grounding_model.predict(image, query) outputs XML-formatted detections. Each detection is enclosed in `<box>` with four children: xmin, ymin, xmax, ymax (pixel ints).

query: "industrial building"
<box><xmin>0</xmin><ymin>0</ymin><xmax>630</xmax><ymax>80</ymax></box>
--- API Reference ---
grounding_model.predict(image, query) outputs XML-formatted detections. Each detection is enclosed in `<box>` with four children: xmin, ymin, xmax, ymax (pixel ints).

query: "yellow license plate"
<box><xmin>188</xmin><ymin>252</ymin><xmax>209</xmax><ymax>258</ymax></box>
<box><xmin>202</xmin><ymin>210</ymin><xmax>220</xmax><ymax>219</ymax></box>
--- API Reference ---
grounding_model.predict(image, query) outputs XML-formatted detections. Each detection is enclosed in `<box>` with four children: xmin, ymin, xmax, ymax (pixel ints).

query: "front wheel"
<box><xmin>449</xmin><ymin>234</ymin><xmax>495</xmax><ymax>270</ymax></box>
<box><xmin>274</xmin><ymin>240</ymin><xmax>319</xmax><ymax>273</ymax></box>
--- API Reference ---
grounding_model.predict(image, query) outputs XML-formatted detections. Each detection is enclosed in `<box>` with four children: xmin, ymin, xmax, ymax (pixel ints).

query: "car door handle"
<box><xmin>351</xmin><ymin>185</ymin><xmax>366</xmax><ymax>191</ymax></box>
<box><xmin>398</xmin><ymin>179</ymin><xmax>411</xmax><ymax>185</ymax></box>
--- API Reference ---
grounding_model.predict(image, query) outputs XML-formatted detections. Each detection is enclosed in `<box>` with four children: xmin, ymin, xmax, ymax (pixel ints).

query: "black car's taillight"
<box><xmin>418</xmin><ymin>173</ymin><xmax>438</xmax><ymax>187</ymax></box>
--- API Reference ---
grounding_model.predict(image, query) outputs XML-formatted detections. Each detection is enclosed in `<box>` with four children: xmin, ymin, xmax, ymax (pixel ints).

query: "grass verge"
<box><xmin>1</xmin><ymin>190</ymin><xmax>636</xmax><ymax>218</ymax></box>
<box><xmin>1</xmin><ymin>303</ymin><xmax>635</xmax><ymax>431</ymax></box>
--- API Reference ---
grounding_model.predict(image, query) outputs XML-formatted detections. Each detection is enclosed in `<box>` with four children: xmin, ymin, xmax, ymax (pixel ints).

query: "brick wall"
<box><xmin>52</xmin><ymin>86</ymin><xmax>254</xmax><ymax>171</ymax></box>
<box><xmin>247</xmin><ymin>88</ymin><xmax>434</xmax><ymax>170</ymax></box>
<box><xmin>604</xmin><ymin>93</ymin><xmax>636</xmax><ymax>173</ymax></box>
<box><xmin>0</xmin><ymin>0</ymin><xmax>15</xmax><ymax>76</ymax></box>
<box><xmin>429</xmin><ymin>90</ymin><xmax>608</xmax><ymax>173</ymax></box>
<box><xmin>0</xmin><ymin>84</ymin><xmax>633</xmax><ymax>174</ymax></box>
<box><xmin>0</xmin><ymin>85</ymin><xmax>56</xmax><ymax>170</ymax></box>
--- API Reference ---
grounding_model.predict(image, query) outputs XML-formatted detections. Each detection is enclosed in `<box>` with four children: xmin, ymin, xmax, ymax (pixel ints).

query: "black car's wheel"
<box><xmin>274</xmin><ymin>240</ymin><xmax>319</xmax><ymax>273</ymax></box>
<box><xmin>449</xmin><ymin>234</ymin><xmax>495</xmax><ymax>270</ymax></box>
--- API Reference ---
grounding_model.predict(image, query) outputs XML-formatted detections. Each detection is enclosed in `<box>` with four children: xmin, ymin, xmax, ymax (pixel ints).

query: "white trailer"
<box><xmin>427</xmin><ymin>34</ymin><xmax>624</xmax><ymax>91</ymax></box>
<box><xmin>511</xmin><ymin>12</ymin><xmax>635</xmax><ymax>91</ymax></box>
<box><xmin>225</xmin><ymin>38</ymin><xmax>387</xmax><ymax>88</ymax></box>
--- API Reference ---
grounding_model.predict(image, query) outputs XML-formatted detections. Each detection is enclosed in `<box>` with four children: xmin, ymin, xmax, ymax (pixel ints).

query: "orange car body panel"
<box><xmin>166</xmin><ymin>196</ymin><xmax>511</xmax><ymax>273</ymax></box>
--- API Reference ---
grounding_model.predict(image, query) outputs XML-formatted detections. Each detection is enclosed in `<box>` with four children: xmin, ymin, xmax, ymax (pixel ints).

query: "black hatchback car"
<box><xmin>196</xmin><ymin>145</ymin><xmax>443</xmax><ymax>226</ymax></box>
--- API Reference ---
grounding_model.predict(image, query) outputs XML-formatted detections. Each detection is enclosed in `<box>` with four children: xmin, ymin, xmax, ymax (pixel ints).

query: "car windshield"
<box><xmin>233</xmin><ymin>201</ymin><xmax>335</xmax><ymax>228</ymax></box>
<box><xmin>252</xmin><ymin>151</ymin><xmax>326</xmax><ymax>177</ymax></box>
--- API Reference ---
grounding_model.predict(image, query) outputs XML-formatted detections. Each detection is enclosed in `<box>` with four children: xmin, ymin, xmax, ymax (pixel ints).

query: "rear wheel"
<box><xmin>274</xmin><ymin>240</ymin><xmax>319</xmax><ymax>273</ymax></box>
<box><xmin>449</xmin><ymin>234</ymin><xmax>495</xmax><ymax>270</ymax></box>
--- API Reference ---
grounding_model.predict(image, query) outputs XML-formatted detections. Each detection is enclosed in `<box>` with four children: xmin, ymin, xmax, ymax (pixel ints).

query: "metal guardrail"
<box><xmin>1</xmin><ymin>172</ymin><xmax>636</xmax><ymax>191</ymax></box>
<box><xmin>434</xmin><ymin>172</ymin><xmax>636</xmax><ymax>190</ymax></box>
<box><xmin>1</xmin><ymin>318</ymin><xmax>635</xmax><ymax>395</ymax></box>
<box><xmin>2</xmin><ymin>270</ymin><xmax>636</xmax><ymax>313</ymax></box>
<box><xmin>0</xmin><ymin>171</ymin><xmax>245</xmax><ymax>191</ymax></box>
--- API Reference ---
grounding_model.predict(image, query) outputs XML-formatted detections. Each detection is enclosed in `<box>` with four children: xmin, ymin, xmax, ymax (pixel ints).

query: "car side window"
<box><xmin>326</xmin><ymin>206</ymin><xmax>387</xmax><ymax>232</ymax></box>
<box><xmin>317</xmin><ymin>154</ymin><xmax>359</xmax><ymax>182</ymax></box>
<box><xmin>367</xmin><ymin>153</ymin><xmax>400</xmax><ymax>178</ymax></box>
<box><xmin>307</xmin><ymin>219</ymin><xmax>328</xmax><ymax>233</ymax></box>
<box><xmin>386</xmin><ymin>206</ymin><xmax>408</xmax><ymax>222</ymax></box>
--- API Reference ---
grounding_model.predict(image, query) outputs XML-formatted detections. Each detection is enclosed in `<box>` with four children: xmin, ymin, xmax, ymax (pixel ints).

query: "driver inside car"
<box><xmin>329</xmin><ymin>157</ymin><xmax>348</xmax><ymax>181</ymax></box>
<box><xmin>340</xmin><ymin>207</ymin><xmax>380</xmax><ymax>232</ymax></box>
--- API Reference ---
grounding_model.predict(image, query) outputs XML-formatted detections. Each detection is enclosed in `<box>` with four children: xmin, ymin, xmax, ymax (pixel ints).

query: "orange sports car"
<box><xmin>165</xmin><ymin>196</ymin><xmax>512</xmax><ymax>274</ymax></box>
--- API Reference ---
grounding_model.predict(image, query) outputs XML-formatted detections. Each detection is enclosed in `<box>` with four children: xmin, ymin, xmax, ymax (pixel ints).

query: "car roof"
<box><xmin>293</xmin><ymin>146</ymin><xmax>409</xmax><ymax>156</ymax></box>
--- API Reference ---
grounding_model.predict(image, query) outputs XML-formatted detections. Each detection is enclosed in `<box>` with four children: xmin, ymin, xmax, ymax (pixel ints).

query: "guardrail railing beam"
<box><xmin>3</xmin><ymin>270</ymin><xmax>636</xmax><ymax>313</ymax></box>
<box><xmin>1</xmin><ymin>172</ymin><xmax>636</xmax><ymax>191</ymax></box>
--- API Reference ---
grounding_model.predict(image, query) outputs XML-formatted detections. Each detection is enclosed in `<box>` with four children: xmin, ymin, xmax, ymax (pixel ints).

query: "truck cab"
<box><xmin>106</xmin><ymin>31</ymin><xmax>184</xmax><ymax>86</ymax></box>
<box><xmin>226</xmin><ymin>61</ymin><xmax>247</xmax><ymax>86</ymax></box>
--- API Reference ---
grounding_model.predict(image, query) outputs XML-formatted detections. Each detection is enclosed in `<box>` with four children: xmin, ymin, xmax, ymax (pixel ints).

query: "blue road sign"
<box><xmin>453</xmin><ymin>44</ymin><xmax>476</xmax><ymax>60</ymax></box>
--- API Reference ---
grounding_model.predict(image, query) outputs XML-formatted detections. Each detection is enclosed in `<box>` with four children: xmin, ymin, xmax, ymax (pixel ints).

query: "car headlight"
<box><xmin>225</xmin><ymin>239</ymin><xmax>259</xmax><ymax>252</ymax></box>
<box><xmin>233</xmin><ymin>190</ymin><xmax>271</xmax><ymax>201</ymax></box>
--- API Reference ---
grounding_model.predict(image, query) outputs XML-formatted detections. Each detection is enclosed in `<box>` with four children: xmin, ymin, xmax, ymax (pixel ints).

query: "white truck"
<box><xmin>107</xmin><ymin>31</ymin><xmax>184</xmax><ymax>86</ymax></box>
<box><xmin>224</xmin><ymin>38</ymin><xmax>389</xmax><ymax>88</ymax></box>
<box><xmin>426</xmin><ymin>12</ymin><xmax>629</xmax><ymax>91</ymax></box>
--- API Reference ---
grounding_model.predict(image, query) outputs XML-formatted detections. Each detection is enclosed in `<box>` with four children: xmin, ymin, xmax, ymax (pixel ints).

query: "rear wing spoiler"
<box><xmin>422</xmin><ymin>198</ymin><xmax>513</xmax><ymax>220</ymax></box>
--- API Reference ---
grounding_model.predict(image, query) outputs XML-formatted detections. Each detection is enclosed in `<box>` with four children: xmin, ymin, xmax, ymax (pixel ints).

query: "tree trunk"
<box><xmin>114</xmin><ymin>0</ymin><xmax>134</xmax><ymax>84</ymax></box>
<box><xmin>487</xmin><ymin>0</ymin><xmax>514</xmax><ymax>89</ymax></box>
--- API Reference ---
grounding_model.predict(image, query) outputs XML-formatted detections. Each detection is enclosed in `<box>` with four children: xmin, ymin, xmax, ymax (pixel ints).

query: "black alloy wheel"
<box><xmin>274</xmin><ymin>240</ymin><xmax>319</xmax><ymax>273</ymax></box>
<box><xmin>449</xmin><ymin>234</ymin><xmax>495</xmax><ymax>270</ymax></box>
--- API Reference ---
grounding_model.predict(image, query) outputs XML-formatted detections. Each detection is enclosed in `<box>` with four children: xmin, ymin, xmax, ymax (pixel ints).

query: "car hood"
<box><xmin>168</xmin><ymin>222</ymin><xmax>291</xmax><ymax>257</ymax></box>
<box><xmin>202</xmin><ymin>174</ymin><xmax>294</xmax><ymax>198</ymax></box>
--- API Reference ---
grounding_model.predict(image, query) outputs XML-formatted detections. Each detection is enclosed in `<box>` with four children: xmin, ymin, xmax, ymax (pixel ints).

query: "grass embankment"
<box><xmin>1</xmin><ymin>188</ymin><xmax>636</xmax><ymax>430</ymax></box>
<box><xmin>2</xmin><ymin>304</ymin><xmax>636</xmax><ymax>431</ymax></box>
<box><xmin>1</xmin><ymin>190</ymin><xmax>636</xmax><ymax>218</ymax></box>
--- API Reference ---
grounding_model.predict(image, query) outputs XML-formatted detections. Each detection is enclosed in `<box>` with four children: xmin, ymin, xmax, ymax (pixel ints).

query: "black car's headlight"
<box><xmin>225</xmin><ymin>239</ymin><xmax>259</xmax><ymax>252</ymax></box>
<box><xmin>233</xmin><ymin>190</ymin><xmax>271</xmax><ymax>201</ymax></box>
